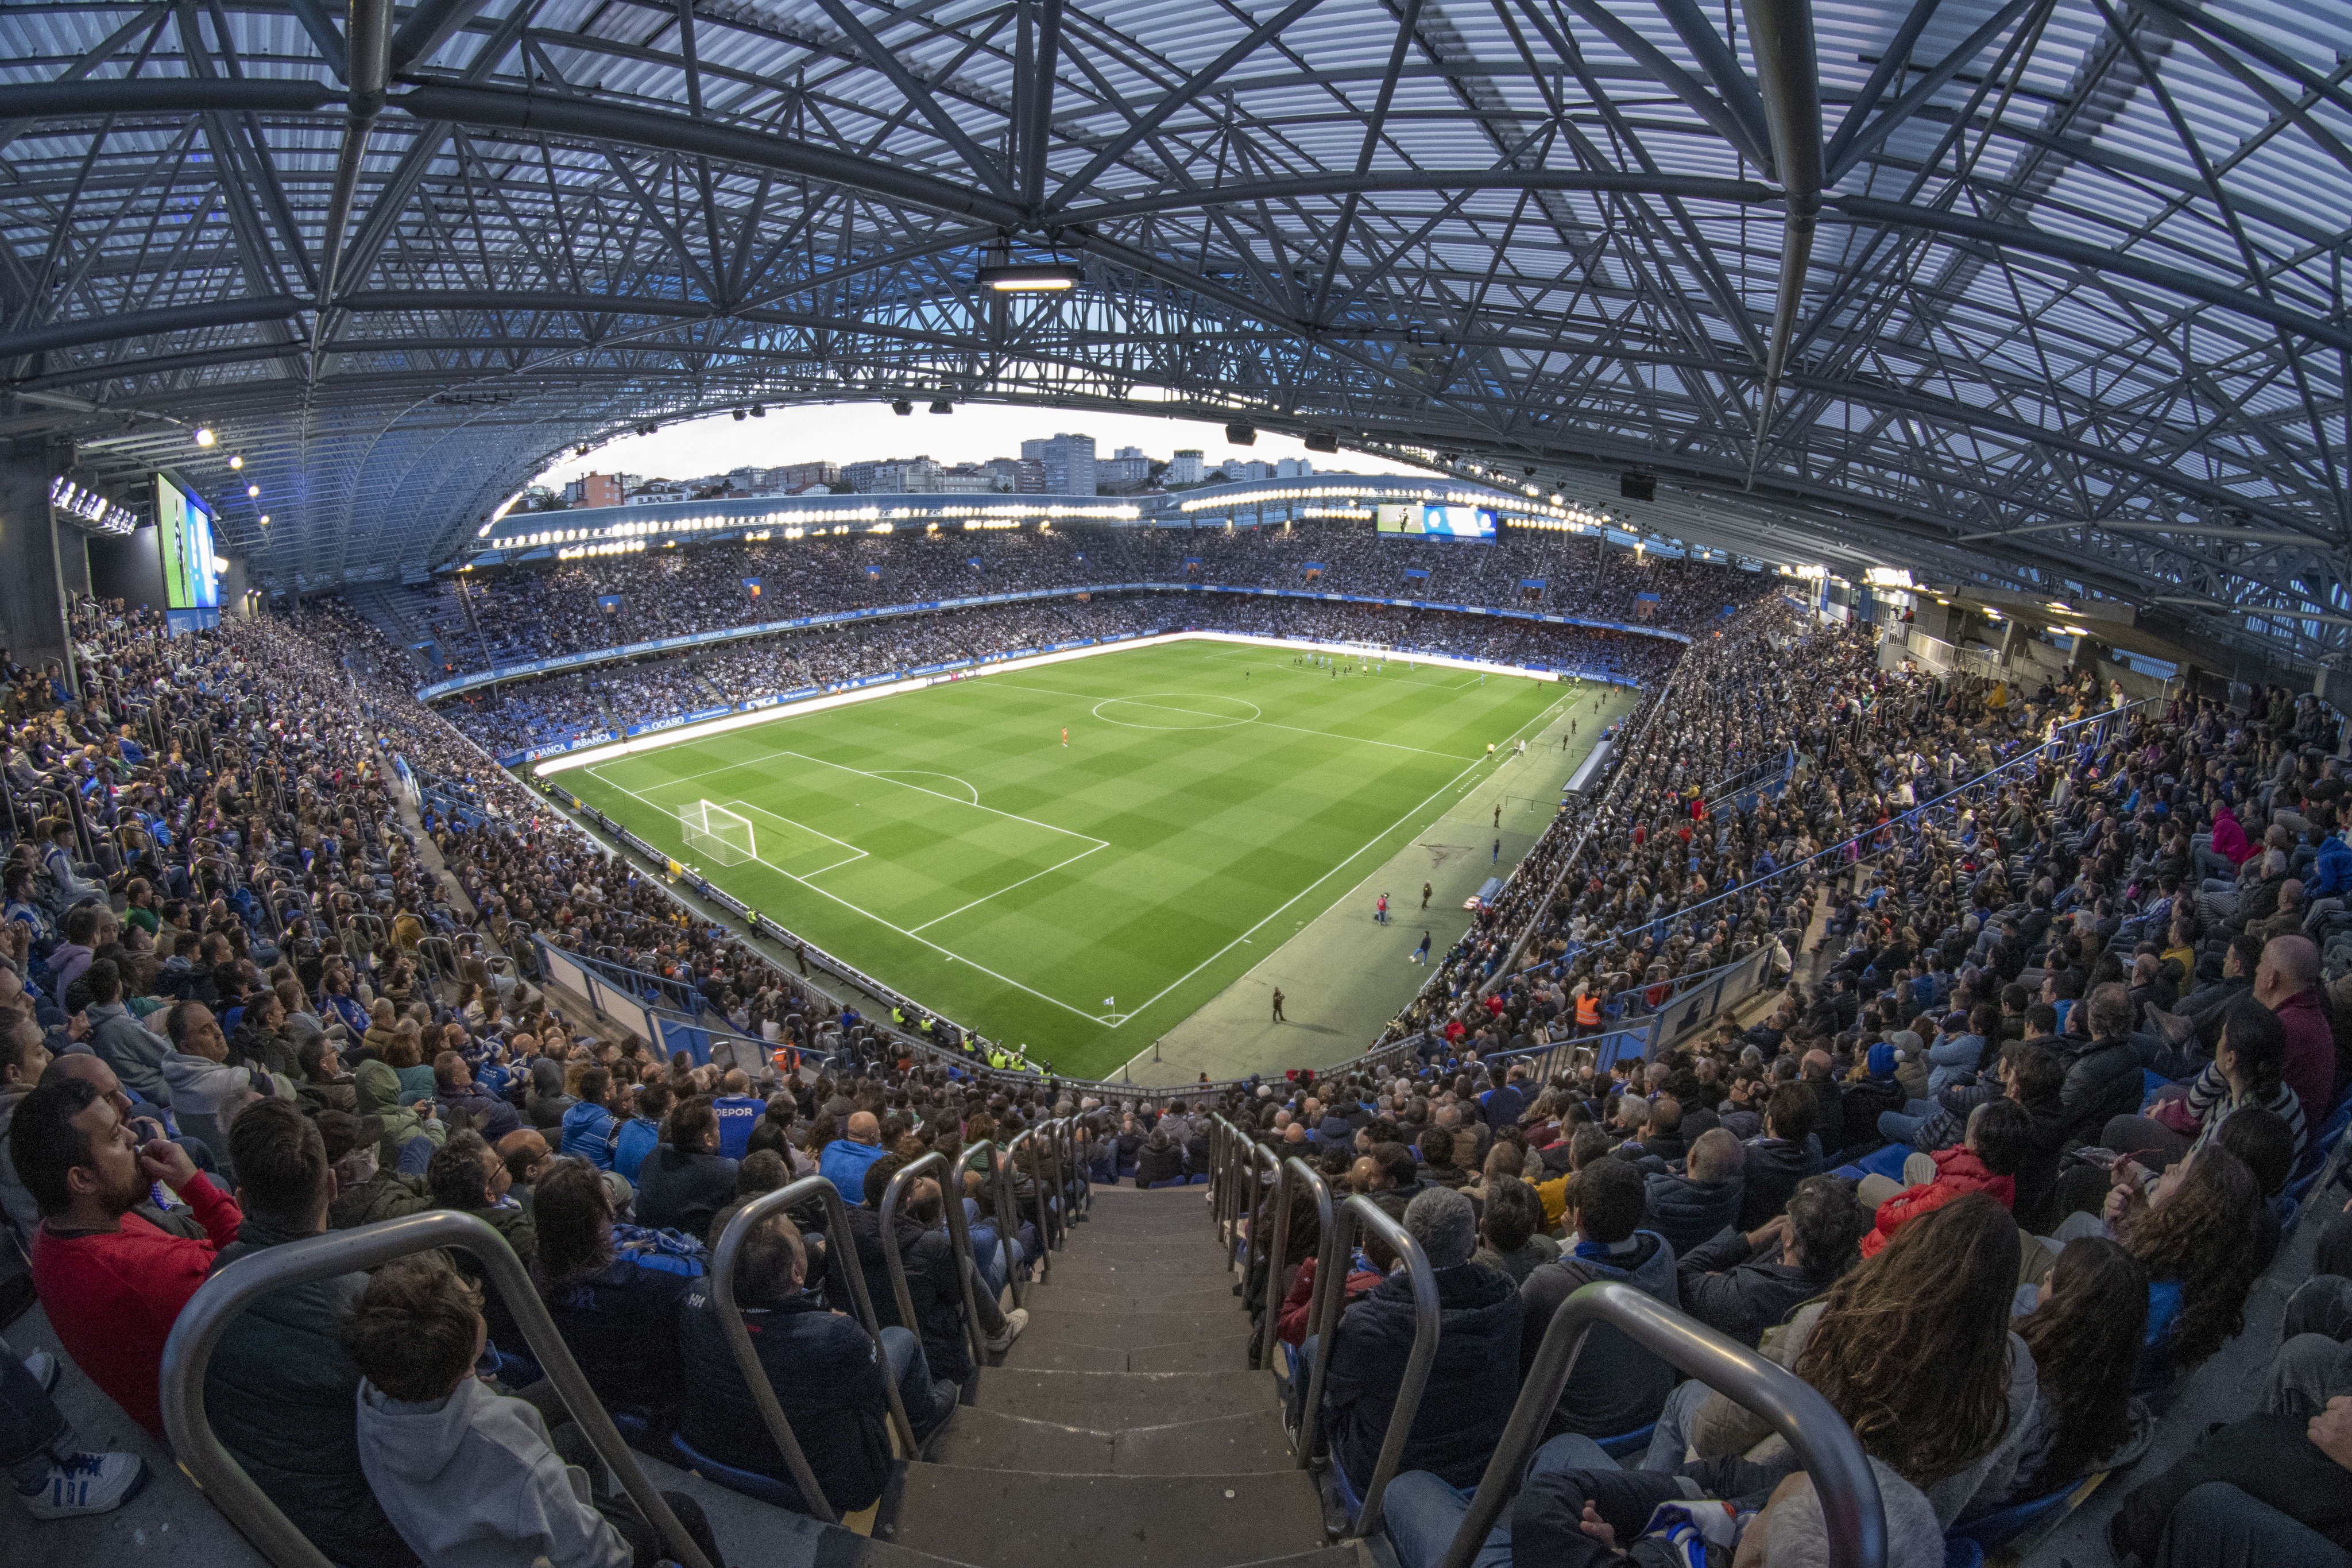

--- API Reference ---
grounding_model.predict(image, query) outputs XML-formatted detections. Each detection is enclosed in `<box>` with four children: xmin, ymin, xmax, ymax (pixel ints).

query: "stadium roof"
<box><xmin>1</xmin><ymin>0</ymin><xmax>2346</xmax><ymax>668</ymax></box>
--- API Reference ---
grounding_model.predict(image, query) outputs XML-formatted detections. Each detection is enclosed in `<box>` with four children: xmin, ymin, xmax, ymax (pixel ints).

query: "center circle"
<box><xmin>1090</xmin><ymin>693</ymin><xmax>1262</xmax><ymax>731</ymax></box>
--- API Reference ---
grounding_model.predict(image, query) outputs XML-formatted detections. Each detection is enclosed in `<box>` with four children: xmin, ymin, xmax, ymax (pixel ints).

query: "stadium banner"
<box><xmin>416</xmin><ymin>583</ymin><xmax>1689</xmax><ymax>699</ymax></box>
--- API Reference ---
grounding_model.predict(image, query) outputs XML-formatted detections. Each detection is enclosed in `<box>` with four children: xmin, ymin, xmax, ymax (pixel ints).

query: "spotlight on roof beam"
<box><xmin>229</xmin><ymin>454</ymin><xmax>244</xmax><ymax>470</ymax></box>
<box><xmin>749</xmin><ymin>404</ymin><xmax>765</xmax><ymax>417</ymax></box>
<box><xmin>732</xmin><ymin>408</ymin><xmax>746</xmax><ymax>421</ymax></box>
<box><xmin>1302</xmin><ymin>432</ymin><xmax>1339</xmax><ymax>454</ymax></box>
<box><xmin>193</xmin><ymin>427</ymin><xmax>216</xmax><ymax>447</ymax></box>
<box><xmin>930</xmin><ymin>399</ymin><xmax>954</xmax><ymax>414</ymax></box>
<box><xmin>892</xmin><ymin>399</ymin><xmax>914</xmax><ymax>416</ymax></box>
<box><xmin>978</xmin><ymin>262</ymin><xmax>1082</xmax><ymax>292</ymax></box>
<box><xmin>1225</xmin><ymin>423</ymin><xmax>1256</xmax><ymax>446</ymax></box>
<box><xmin>246</xmin><ymin>485</ymin><xmax>260</xmax><ymax>498</ymax></box>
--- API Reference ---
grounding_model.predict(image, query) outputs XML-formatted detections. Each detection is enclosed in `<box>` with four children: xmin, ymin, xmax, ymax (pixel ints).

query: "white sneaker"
<box><xmin>18</xmin><ymin>1452</ymin><xmax>146</xmax><ymax>1520</ymax></box>
<box><xmin>983</xmin><ymin>1307</ymin><xmax>1030</xmax><ymax>1354</ymax></box>
<box><xmin>21</xmin><ymin>1351</ymin><xmax>57</xmax><ymax>1395</ymax></box>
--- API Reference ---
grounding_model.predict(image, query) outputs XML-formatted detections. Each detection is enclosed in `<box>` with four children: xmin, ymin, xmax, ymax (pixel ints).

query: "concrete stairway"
<box><xmin>870</xmin><ymin>1184</ymin><xmax>1357</xmax><ymax>1568</ymax></box>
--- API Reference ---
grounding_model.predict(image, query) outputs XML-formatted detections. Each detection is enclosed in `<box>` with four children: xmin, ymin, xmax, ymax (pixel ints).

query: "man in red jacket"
<box><xmin>12</xmin><ymin>1075</ymin><xmax>242</xmax><ymax>1436</ymax></box>
<box><xmin>2256</xmin><ymin>936</ymin><xmax>2340</xmax><ymax>1123</ymax></box>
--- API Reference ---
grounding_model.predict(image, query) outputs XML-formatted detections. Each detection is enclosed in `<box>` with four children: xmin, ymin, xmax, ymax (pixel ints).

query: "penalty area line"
<box><xmin>579</xmin><ymin>766</ymin><xmax>1118</xmax><ymax>1028</ymax></box>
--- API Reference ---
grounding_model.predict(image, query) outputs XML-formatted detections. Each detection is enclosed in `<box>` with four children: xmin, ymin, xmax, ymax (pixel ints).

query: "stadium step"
<box><xmin>874</xmin><ymin>1465</ymin><xmax>1328</xmax><ymax>1568</ymax></box>
<box><xmin>927</xmin><ymin>1406</ymin><xmax>1297</xmax><ymax>1476</ymax></box>
<box><xmin>872</xmin><ymin>1186</ymin><xmax>1330</xmax><ymax>1568</ymax></box>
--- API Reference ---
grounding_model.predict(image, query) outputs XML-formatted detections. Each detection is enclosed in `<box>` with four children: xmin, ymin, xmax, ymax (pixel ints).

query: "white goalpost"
<box><xmin>678</xmin><ymin>799</ymin><xmax>756</xmax><ymax>866</ymax></box>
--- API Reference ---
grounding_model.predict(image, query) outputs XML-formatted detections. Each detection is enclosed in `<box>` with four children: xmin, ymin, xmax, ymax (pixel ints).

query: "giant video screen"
<box><xmin>1375</xmin><ymin>502</ymin><xmax>1497</xmax><ymax>542</ymax></box>
<box><xmin>155</xmin><ymin>473</ymin><xmax>220</xmax><ymax>609</ymax></box>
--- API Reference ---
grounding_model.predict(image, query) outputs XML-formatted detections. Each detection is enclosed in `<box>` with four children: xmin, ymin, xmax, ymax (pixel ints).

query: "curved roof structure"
<box><xmin>2</xmin><ymin>0</ymin><xmax>2345</xmax><ymax>664</ymax></box>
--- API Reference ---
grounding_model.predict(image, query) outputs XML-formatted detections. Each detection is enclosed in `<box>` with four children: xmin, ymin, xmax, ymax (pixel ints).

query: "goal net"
<box><xmin>679</xmin><ymin>799</ymin><xmax>755</xmax><ymax>866</ymax></box>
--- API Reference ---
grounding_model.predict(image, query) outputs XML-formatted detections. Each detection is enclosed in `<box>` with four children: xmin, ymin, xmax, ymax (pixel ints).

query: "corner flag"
<box><xmin>1102</xmin><ymin>996</ymin><xmax>1116</xmax><ymax>1007</ymax></box>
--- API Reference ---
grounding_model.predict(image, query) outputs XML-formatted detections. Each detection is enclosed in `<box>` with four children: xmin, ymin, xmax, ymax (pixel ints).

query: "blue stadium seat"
<box><xmin>1596</xmin><ymin>1423</ymin><xmax>1655</xmax><ymax>1459</ymax></box>
<box><xmin>1855</xmin><ymin>1144</ymin><xmax>1911</xmax><ymax>1182</ymax></box>
<box><xmin>1949</xmin><ymin>1480</ymin><xmax>2089</xmax><ymax>1550</ymax></box>
<box><xmin>668</xmin><ymin>1432</ymin><xmax>800</xmax><ymax>1510</ymax></box>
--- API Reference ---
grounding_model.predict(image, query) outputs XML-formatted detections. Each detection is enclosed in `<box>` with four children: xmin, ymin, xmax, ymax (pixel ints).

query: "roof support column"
<box><xmin>1740</xmin><ymin>0</ymin><xmax>1821</xmax><ymax>475</ymax></box>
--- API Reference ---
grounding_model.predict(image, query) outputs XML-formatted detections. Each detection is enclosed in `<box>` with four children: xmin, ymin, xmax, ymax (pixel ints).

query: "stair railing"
<box><xmin>707</xmin><ymin>1173</ymin><xmax>920</xmax><ymax>1520</ymax></box>
<box><xmin>1298</xmin><ymin>1194</ymin><xmax>1439</xmax><ymax>1538</ymax></box>
<box><xmin>1435</xmin><ymin>1279</ymin><xmax>1886</xmax><ymax>1568</ymax></box>
<box><xmin>158</xmin><ymin>1210</ymin><xmax>715</xmax><ymax>1568</ymax></box>
<box><xmin>978</xmin><ymin>1141</ymin><xmax>1030</xmax><ymax>1310</ymax></box>
<box><xmin>1002</xmin><ymin>1122</ymin><xmax>1061</xmax><ymax>1278</ymax></box>
<box><xmin>1259</xmin><ymin>1155</ymin><xmax>1336</xmax><ymax>1389</ymax></box>
<box><xmin>881</xmin><ymin>1149</ymin><xmax>989</xmax><ymax>1368</ymax></box>
<box><xmin>1238</xmin><ymin>1140</ymin><xmax>1282</xmax><ymax>1303</ymax></box>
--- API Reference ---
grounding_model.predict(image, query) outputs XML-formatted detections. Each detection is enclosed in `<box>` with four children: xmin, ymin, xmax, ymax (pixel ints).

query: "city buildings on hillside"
<box><xmin>544</xmin><ymin>429</ymin><xmax>1318</xmax><ymax>508</ymax></box>
<box><xmin>1022</xmin><ymin>433</ymin><xmax>1097</xmax><ymax>495</ymax></box>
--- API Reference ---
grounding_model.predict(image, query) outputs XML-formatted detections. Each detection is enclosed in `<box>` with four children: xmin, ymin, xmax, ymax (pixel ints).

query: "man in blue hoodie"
<box><xmin>821</xmin><ymin>1110</ymin><xmax>887</xmax><ymax>1203</ymax></box>
<box><xmin>1515</xmin><ymin>1157</ymin><xmax>1680</xmax><ymax>1439</ymax></box>
<box><xmin>559</xmin><ymin>1066</ymin><xmax>618</xmax><ymax>1171</ymax></box>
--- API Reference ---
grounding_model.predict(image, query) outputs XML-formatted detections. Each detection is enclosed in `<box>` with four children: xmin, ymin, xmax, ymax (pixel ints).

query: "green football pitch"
<box><xmin>559</xmin><ymin>639</ymin><xmax>1577</xmax><ymax>1078</ymax></box>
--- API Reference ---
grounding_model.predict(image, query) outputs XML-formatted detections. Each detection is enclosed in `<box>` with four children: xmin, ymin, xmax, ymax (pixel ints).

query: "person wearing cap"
<box><xmin>320</xmin><ymin>1109</ymin><xmax>432</xmax><ymax>1230</ymax></box>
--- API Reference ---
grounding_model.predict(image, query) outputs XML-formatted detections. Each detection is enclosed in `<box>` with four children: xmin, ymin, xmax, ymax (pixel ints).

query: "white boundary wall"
<box><xmin>536</xmin><ymin>629</ymin><xmax>1561</xmax><ymax>776</ymax></box>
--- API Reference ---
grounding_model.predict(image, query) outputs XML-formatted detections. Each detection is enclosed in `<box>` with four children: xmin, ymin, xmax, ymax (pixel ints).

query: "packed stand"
<box><xmin>399</xmin><ymin>522</ymin><xmax>1767</xmax><ymax>671</ymax></box>
<box><xmin>4</xmin><ymin>595</ymin><xmax>1100</xmax><ymax>1557</ymax></box>
<box><xmin>436</xmin><ymin>591</ymin><xmax>1679</xmax><ymax>757</ymax></box>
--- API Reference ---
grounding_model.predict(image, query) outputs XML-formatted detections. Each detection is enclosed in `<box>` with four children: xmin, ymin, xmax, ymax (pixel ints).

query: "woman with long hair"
<box><xmin>1980</xmin><ymin>1238</ymin><xmax>2148</xmax><ymax>1511</ymax></box>
<box><xmin>2108</xmin><ymin>1145</ymin><xmax>2268</xmax><ymax>1395</ymax></box>
<box><xmin>1659</xmin><ymin>1191</ymin><xmax>2036</xmax><ymax>1526</ymax></box>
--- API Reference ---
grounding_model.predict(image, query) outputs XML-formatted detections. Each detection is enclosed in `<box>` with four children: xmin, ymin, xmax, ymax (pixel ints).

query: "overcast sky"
<box><xmin>531</xmin><ymin>401</ymin><xmax>1390</xmax><ymax>488</ymax></box>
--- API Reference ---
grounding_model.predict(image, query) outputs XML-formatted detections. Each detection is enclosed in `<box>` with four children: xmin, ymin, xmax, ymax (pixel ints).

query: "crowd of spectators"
<box><xmin>5</xmin><ymin>576</ymin><xmax>2350</xmax><ymax>1568</ymax></box>
<box><xmin>433</xmin><ymin>591</ymin><xmax>1680</xmax><ymax>755</ymax></box>
<box><xmin>1210</xmin><ymin>597</ymin><xmax>2347</xmax><ymax>1565</ymax></box>
<box><xmin>399</xmin><ymin>521</ymin><xmax>1763</xmax><ymax>675</ymax></box>
<box><xmin>2</xmin><ymin>594</ymin><xmax>1086</xmax><ymax>1554</ymax></box>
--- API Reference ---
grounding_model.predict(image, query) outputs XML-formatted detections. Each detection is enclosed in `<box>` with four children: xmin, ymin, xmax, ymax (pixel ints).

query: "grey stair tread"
<box><xmin>927</xmin><ymin>1407</ymin><xmax>1118</xmax><ymax>1473</ymax></box>
<box><xmin>1116</xmin><ymin>1408</ymin><xmax>1298</xmax><ymax>1474</ymax></box>
<box><xmin>1022</xmin><ymin>1283</ymin><xmax>1241</xmax><ymax>1314</ymax></box>
<box><xmin>877</xmin><ymin>1465</ymin><xmax>1327</xmax><ymax>1568</ymax></box>
<box><xmin>998</xmin><ymin>1336</ymin><xmax>1131</xmax><ymax>1372</ymax></box>
<box><xmin>1227</xmin><ymin>1546</ymin><xmax>1376</xmax><ymax>1568</ymax></box>
<box><xmin>1047</xmin><ymin>1255</ymin><xmax>1229</xmax><ymax>1279</ymax></box>
<box><xmin>1019</xmin><ymin>1308</ymin><xmax>1240</xmax><ymax>1349</ymax></box>
<box><xmin>974</xmin><ymin>1368</ymin><xmax>1273</xmax><ymax>1426</ymax></box>
<box><xmin>635</xmin><ymin>1447</ymin><xmax>987</xmax><ymax>1568</ymax></box>
<box><xmin>1130</xmin><ymin>1336</ymin><xmax>1255</xmax><ymax>1373</ymax></box>
<box><xmin>928</xmin><ymin>1406</ymin><xmax>1297</xmax><ymax>1477</ymax></box>
<box><xmin>1059</xmin><ymin>1244</ymin><xmax>1231</xmax><ymax>1268</ymax></box>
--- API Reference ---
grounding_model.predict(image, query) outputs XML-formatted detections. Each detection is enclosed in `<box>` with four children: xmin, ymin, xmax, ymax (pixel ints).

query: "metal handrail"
<box><xmin>1211</xmin><ymin>1116</ymin><xmax>1245</xmax><ymax>1254</ymax></box>
<box><xmin>158</xmin><ymin>1210</ymin><xmax>715</xmax><ymax>1568</ymax></box>
<box><xmin>1435</xmin><ymin>1280</ymin><xmax>1886</xmax><ymax>1568</ymax></box>
<box><xmin>1260</xmin><ymin>1156</ymin><xmax>1335</xmax><ymax>1389</ymax></box>
<box><xmin>1003</xmin><ymin>1124</ymin><xmax>1058</xmax><ymax>1277</ymax></box>
<box><xmin>1238</xmin><ymin>1140</ymin><xmax>1281</xmax><ymax>1310</ymax></box>
<box><xmin>1302</xmin><ymin>1193</ymin><xmax>1438</xmax><ymax>1538</ymax></box>
<box><xmin>973</xmin><ymin>1139</ymin><xmax>1027</xmax><ymax>1310</ymax></box>
<box><xmin>879</xmin><ymin>1149</ymin><xmax>988</xmax><ymax>1368</ymax></box>
<box><xmin>706</xmin><ymin>1174</ymin><xmax>919</xmax><ymax>1521</ymax></box>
